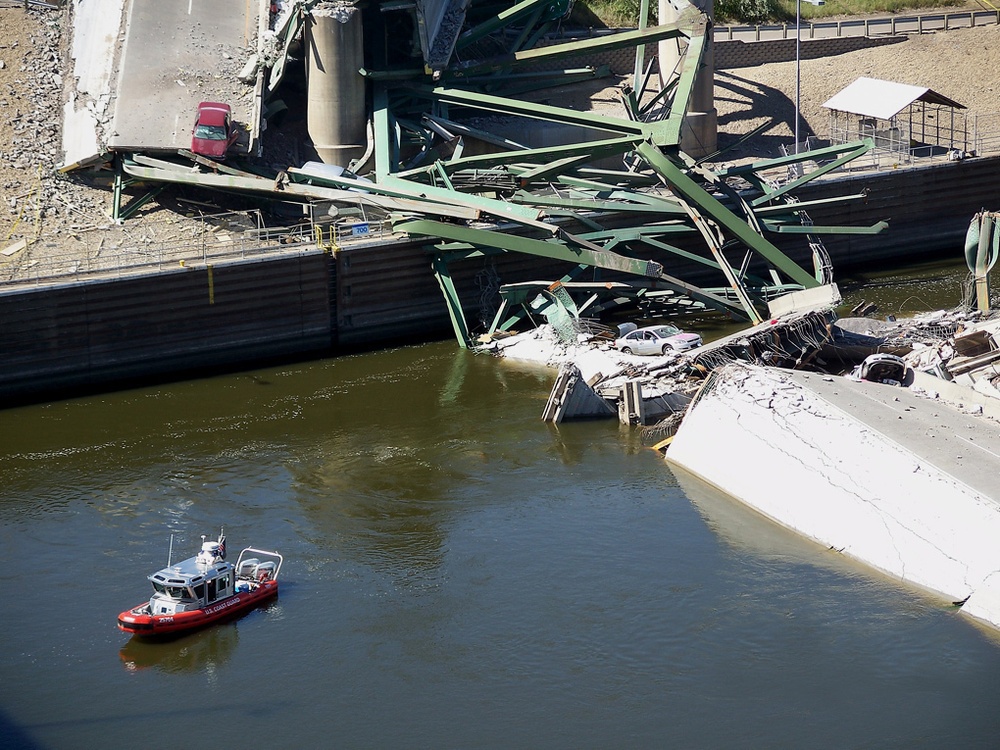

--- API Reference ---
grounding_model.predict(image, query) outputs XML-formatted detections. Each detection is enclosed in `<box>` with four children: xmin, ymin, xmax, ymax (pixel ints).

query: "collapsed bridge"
<box><xmin>75</xmin><ymin>0</ymin><xmax>887</xmax><ymax>347</ymax></box>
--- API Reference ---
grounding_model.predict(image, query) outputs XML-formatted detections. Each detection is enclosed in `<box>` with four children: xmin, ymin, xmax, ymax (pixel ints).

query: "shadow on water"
<box><xmin>284</xmin><ymin>349</ymin><xmax>561</xmax><ymax>579</ymax></box>
<box><xmin>119</xmin><ymin>623</ymin><xmax>241</xmax><ymax>674</ymax></box>
<box><xmin>0</xmin><ymin>710</ymin><xmax>44</xmax><ymax>750</ymax></box>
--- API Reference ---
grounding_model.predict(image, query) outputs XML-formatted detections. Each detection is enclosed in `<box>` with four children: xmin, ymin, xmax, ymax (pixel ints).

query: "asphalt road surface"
<box><xmin>108</xmin><ymin>0</ymin><xmax>258</xmax><ymax>152</ymax></box>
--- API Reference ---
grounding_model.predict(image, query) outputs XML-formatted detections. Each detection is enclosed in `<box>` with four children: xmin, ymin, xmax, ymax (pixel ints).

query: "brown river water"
<box><xmin>2</xmin><ymin>256</ymin><xmax>1000</xmax><ymax>748</ymax></box>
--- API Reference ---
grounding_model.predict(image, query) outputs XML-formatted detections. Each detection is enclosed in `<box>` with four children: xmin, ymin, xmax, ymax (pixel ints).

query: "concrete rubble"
<box><xmin>482</xmin><ymin>322</ymin><xmax>701</xmax><ymax>426</ymax></box>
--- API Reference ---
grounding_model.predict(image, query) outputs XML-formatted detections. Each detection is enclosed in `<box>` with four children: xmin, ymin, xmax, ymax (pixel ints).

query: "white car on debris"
<box><xmin>614</xmin><ymin>324</ymin><xmax>702</xmax><ymax>356</ymax></box>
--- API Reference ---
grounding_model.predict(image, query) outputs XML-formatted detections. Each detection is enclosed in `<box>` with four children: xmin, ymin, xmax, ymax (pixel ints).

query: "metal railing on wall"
<box><xmin>0</xmin><ymin>210</ymin><xmax>399</xmax><ymax>290</ymax></box>
<box><xmin>775</xmin><ymin>110</ymin><xmax>1000</xmax><ymax>182</ymax></box>
<box><xmin>715</xmin><ymin>9</ymin><xmax>1000</xmax><ymax>42</ymax></box>
<box><xmin>972</xmin><ymin>112</ymin><xmax>1000</xmax><ymax>156</ymax></box>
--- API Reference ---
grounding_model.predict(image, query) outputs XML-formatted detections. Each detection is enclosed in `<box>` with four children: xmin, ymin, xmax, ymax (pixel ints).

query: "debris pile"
<box><xmin>489</xmin><ymin>299</ymin><xmax>1000</xmax><ymax>438</ymax></box>
<box><xmin>0</xmin><ymin>12</ymin><xmax>61</xmax><ymax>172</ymax></box>
<box><xmin>483</xmin><ymin>323</ymin><xmax>702</xmax><ymax>425</ymax></box>
<box><xmin>0</xmin><ymin>10</ymin><xmax>133</xmax><ymax>270</ymax></box>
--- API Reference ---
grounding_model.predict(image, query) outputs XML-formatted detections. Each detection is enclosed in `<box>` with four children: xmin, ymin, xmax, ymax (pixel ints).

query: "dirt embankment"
<box><xmin>712</xmin><ymin>20</ymin><xmax>1000</xmax><ymax>162</ymax></box>
<box><xmin>1</xmin><ymin>6</ymin><xmax>122</xmax><ymax>267</ymax></box>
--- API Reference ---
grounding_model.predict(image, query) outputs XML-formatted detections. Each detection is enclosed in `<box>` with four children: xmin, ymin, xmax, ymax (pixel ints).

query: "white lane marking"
<box><xmin>955</xmin><ymin>433</ymin><xmax>1000</xmax><ymax>460</ymax></box>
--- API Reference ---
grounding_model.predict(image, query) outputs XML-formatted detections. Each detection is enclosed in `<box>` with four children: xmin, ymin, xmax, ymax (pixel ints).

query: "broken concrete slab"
<box><xmin>2</xmin><ymin>238</ymin><xmax>27</xmax><ymax>256</ymax></box>
<box><xmin>766</xmin><ymin>283</ymin><xmax>841</xmax><ymax>318</ymax></box>
<box><xmin>61</xmin><ymin>0</ymin><xmax>127</xmax><ymax>169</ymax></box>
<box><xmin>489</xmin><ymin>324</ymin><xmax>701</xmax><ymax>423</ymax></box>
<box><xmin>541</xmin><ymin>364</ymin><xmax>616</xmax><ymax>423</ymax></box>
<box><xmin>665</xmin><ymin>362</ymin><xmax>1000</xmax><ymax>631</ymax></box>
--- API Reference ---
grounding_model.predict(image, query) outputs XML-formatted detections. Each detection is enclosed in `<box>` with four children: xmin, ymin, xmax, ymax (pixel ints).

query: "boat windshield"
<box><xmin>152</xmin><ymin>581</ymin><xmax>192</xmax><ymax>600</ymax></box>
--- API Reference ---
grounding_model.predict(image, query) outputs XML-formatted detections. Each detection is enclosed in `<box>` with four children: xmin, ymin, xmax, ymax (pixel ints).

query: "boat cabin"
<box><xmin>147</xmin><ymin>541</ymin><xmax>234</xmax><ymax>616</ymax></box>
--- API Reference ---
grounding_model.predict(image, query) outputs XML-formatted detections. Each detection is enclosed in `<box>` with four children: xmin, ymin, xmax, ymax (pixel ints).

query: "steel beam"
<box><xmin>432</xmin><ymin>253</ymin><xmax>473</xmax><ymax>349</ymax></box>
<box><xmin>636</xmin><ymin>141</ymin><xmax>820</xmax><ymax>290</ymax></box>
<box><xmin>655</xmin><ymin>14</ymin><xmax>708</xmax><ymax>147</ymax></box>
<box><xmin>749</xmin><ymin>142</ymin><xmax>875</xmax><ymax>207</ymax></box>
<box><xmin>372</xmin><ymin>86</ymin><xmax>395</xmax><ymax>181</ymax></box>
<box><xmin>400</xmin><ymin>218</ymin><xmax>752</xmax><ymax>319</ymax></box>
<box><xmin>455</xmin><ymin>0</ymin><xmax>567</xmax><ymax>51</ymax></box>
<box><xmin>715</xmin><ymin>139</ymin><xmax>875</xmax><ymax>180</ymax></box>
<box><xmin>751</xmin><ymin>193</ymin><xmax>871</xmax><ymax>216</ymax></box>
<box><xmin>410</xmin><ymin>85</ymin><xmax>647</xmax><ymax>135</ymax></box>
<box><xmin>398</xmin><ymin>135</ymin><xmax>643</xmax><ymax>177</ymax></box>
<box><xmin>446</xmin><ymin>24</ymin><xmax>688</xmax><ymax>78</ymax></box>
<box><xmin>760</xmin><ymin>220</ymin><xmax>890</xmax><ymax>235</ymax></box>
<box><xmin>508</xmin><ymin>193</ymin><xmax>683</xmax><ymax>214</ymax></box>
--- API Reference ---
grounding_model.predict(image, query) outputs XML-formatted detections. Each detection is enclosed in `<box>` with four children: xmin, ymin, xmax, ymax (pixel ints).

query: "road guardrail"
<box><xmin>715</xmin><ymin>8</ymin><xmax>1000</xmax><ymax>42</ymax></box>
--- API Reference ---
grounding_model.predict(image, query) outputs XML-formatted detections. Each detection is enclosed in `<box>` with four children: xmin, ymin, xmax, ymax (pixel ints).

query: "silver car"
<box><xmin>614</xmin><ymin>324</ymin><xmax>702</xmax><ymax>356</ymax></box>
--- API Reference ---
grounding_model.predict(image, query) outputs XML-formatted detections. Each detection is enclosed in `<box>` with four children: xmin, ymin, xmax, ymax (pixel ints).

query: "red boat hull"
<box><xmin>118</xmin><ymin>580</ymin><xmax>278</xmax><ymax>637</ymax></box>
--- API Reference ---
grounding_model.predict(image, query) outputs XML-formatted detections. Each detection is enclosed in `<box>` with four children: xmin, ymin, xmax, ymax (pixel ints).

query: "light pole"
<box><xmin>795</xmin><ymin>0</ymin><xmax>825</xmax><ymax>154</ymax></box>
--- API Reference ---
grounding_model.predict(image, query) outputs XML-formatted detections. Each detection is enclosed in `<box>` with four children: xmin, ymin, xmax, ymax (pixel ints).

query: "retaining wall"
<box><xmin>4</xmin><ymin>152</ymin><xmax>998</xmax><ymax>403</ymax></box>
<box><xmin>0</xmin><ymin>251</ymin><xmax>332</xmax><ymax>402</ymax></box>
<box><xmin>714</xmin><ymin>33</ymin><xmax>906</xmax><ymax>69</ymax></box>
<box><xmin>588</xmin><ymin>33</ymin><xmax>906</xmax><ymax>73</ymax></box>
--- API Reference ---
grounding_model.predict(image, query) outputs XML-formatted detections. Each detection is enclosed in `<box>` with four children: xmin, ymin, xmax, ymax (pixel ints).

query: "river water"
<box><xmin>3</xmin><ymin>257</ymin><xmax>1000</xmax><ymax>749</ymax></box>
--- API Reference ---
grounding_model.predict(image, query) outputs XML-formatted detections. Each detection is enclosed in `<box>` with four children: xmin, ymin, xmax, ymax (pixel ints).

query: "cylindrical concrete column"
<box><xmin>305</xmin><ymin>3</ymin><xmax>367</xmax><ymax>166</ymax></box>
<box><xmin>658</xmin><ymin>0</ymin><xmax>718</xmax><ymax>158</ymax></box>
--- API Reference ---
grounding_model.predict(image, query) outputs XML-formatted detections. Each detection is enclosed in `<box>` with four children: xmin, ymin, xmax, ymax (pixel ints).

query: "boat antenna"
<box><xmin>167</xmin><ymin>533</ymin><xmax>174</xmax><ymax>567</ymax></box>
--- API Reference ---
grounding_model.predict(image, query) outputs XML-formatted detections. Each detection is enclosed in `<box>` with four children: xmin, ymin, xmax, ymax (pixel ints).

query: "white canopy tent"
<box><xmin>822</xmin><ymin>77</ymin><xmax>968</xmax><ymax>158</ymax></box>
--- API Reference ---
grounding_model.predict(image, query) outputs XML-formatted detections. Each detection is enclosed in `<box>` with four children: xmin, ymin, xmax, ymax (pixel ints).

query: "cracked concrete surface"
<box><xmin>666</xmin><ymin>362</ymin><xmax>1000</xmax><ymax>630</ymax></box>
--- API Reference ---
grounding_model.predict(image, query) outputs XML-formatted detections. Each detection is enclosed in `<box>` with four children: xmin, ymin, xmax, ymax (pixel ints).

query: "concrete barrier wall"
<box><xmin>334</xmin><ymin>234</ymin><xmax>572</xmax><ymax>345</ymax></box>
<box><xmin>548</xmin><ymin>30</ymin><xmax>904</xmax><ymax>74</ymax></box>
<box><xmin>0</xmin><ymin>251</ymin><xmax>332</xmax><ymax>402</ymax></box>
<box><xmin>714</xmin><ymin>34</ymin><xmax>905</xmax><ymax>69</ymax></box>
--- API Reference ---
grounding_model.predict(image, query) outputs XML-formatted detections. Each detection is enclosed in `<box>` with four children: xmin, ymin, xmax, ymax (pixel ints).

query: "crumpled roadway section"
<box><xmin>666</xmin><ymin>362</ymin><xmax>1000</xmax><ymax>630</ymax></box>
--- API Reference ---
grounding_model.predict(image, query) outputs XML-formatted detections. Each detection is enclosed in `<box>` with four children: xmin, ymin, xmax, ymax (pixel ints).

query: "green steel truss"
<box><xmin>105</xmin><ymin>0</ymin><xmax>889</xmax><ymax>350</ymax></box>
<box><xmin>350</xmin><ymin>0</ymin><xmax>888</xmax><ymax>347</ymax></box>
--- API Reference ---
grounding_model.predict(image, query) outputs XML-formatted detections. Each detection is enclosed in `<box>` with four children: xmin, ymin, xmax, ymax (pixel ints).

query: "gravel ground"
<box><xmin>1</xmin><ymin>3</ymin><xmax>998</xmax><ymax>279</ymax></box>
<box><xmin>712</xmin><ymin>17</ymin><xmax>1000</xmax><ymax>163</ymax></box>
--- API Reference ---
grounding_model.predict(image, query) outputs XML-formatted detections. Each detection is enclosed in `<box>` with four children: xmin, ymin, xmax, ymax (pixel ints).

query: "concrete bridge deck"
<box><xmin>666</xmin><ymin>362</ymin><xmax>1000</xmax><ymax>631</ymax></box>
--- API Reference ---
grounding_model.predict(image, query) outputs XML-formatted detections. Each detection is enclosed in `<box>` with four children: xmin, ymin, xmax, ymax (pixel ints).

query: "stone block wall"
<box><xmin>715</xmin><ymin>34</ymin><xmax>905</xmax><ymax>69</ymax></box>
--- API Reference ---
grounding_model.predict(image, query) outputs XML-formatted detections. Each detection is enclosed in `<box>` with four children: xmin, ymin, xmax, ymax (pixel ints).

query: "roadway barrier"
<box><xmin>715</xmin><ymin>9</ymin><xmax>1000</xmax><ymax>42</ymax></box>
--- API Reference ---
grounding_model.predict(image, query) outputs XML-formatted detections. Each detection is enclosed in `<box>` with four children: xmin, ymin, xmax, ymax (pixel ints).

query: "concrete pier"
<box><xmin>658</xmin><ymin>0</ymin><xmax>717</xmax><ymax>158</ymax></box>
<box><xmin>665</xmin><ymin>362</ymin><xmax>1000</xmax><ymax>630</ymax></box>
<box><xmin>305</xmin><ymin>3</ymin><xmax>367</xmax><ymax>166</ymax></box>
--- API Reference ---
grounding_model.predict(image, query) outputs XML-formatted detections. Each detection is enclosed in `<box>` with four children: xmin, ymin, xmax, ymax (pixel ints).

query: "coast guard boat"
<box><xmin>118</xmin><ymin>531</ymin><xmax>283</xmax><ymax>638</ymax></box>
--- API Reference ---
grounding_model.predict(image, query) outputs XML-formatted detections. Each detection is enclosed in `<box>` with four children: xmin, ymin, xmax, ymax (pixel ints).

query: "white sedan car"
<box><xmin>614</xmin><ymin>324</ymin><xmax>702</xmax><ymax>356</ymax></box>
